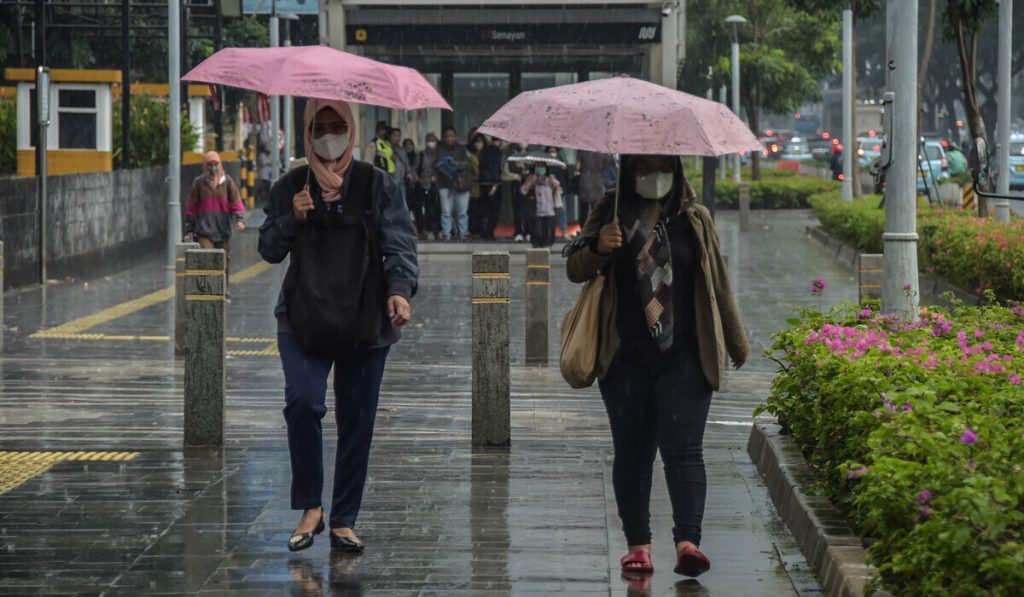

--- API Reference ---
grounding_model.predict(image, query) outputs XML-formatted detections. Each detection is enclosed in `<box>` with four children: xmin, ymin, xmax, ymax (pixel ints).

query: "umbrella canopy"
<box><xmin>478</xmin><ymin>76</ymin><xmax>759</xmax><ymax>156</ymax></box>
<box><xmin>182</xmin><ymin>45</ymin><xmax>451</xmax><ymax>111</ymax></box>
<box><xmin>506</xmin><ymin>154</ymin><xmax>568</xmax><ymax>168</ymax></box>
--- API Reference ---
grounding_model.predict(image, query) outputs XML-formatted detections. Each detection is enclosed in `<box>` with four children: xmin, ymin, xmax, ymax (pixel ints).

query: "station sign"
<box><xmin>347</xmin><ymin>23</ymin><xmax>661</xmax><ymax>46</ymax></box>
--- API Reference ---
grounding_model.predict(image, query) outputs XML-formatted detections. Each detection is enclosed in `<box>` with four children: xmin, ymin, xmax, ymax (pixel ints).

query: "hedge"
<box><xmin>691</xmin><ymin>173</ymin><xmax>838</xmax><ymax>209</ymax></box>
<box><xmin>760</xmin><ymin>301</ymin><xmax>1024</xmax><ymax>595</ymax></box>
<box><xmin>810</xmin><ymin>191</ymin><xmax>1024</xmax><ymax>300</ymax></box>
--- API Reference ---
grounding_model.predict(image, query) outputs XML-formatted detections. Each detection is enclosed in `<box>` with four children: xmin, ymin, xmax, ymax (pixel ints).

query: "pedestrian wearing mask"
<box><xmin>503</xmin><ymin>143</ymin><xmax>528</xmax><ymax>242</ymax></box>
<box><xmin>413</xmin><ymin>133</ymin><xmax>440</xmax><ymax>239</ymax></box>
<box><xmin>433</xmin><ymin>126</ymin><xmax>472</xmax><ymax>241</ymax></box>
<box><xmin>521</xmin><ymin>163</ymin><xmax>562</xmax><ymax>248</ymax></box>
<box><xmin>468</xmin><ymin>133</ymin><xmax>486</xmax><ymax>238</ymax></box>
<box><xmin>565</xmin><ymin>155</ymin><xmax>748</xmax><ymax>580</ymax></box>
<box><xmin>258</xmin><ymin>99</ymin><xmax>418</xmax><ymax>555</ymax></box>
<box><xmin>185</xmin><ymin>151</ymin><xmax>246</xmax><ymax>288</ymax></box>
<box><xmin>478</xmin><ymin>136</ymin><xmax>505</xmax><ymax>241</ymax></box>
<box><xmin>545</xmin><ymin>147</ymin><xmax>571</xmax><ymax>239</ymax></box>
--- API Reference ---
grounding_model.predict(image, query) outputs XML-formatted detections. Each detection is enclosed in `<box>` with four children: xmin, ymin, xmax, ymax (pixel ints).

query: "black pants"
<box><xmin>479</xmin><ymin>183</ymin><xmax>502</xmax><ymax>239</ymax></box>
<box><xmin>512</xmin><ymin>186</ymin><xmax>529</xmax><ymax>237</ymax></box>
<box><xmin>531</xmin><ymin>215</ymin><xmax>556</xmax><ymax>248</ymax></box>
<box><xmin>598</xmin><ymin>347</ymin><xmax>713</xmax><ymax>546</ymax></box>
<box><xmin>411</xmin><ymin>186</ymin><xmax>440</xmax><ymax>236</ymax></box>
<box><xmin>279</xmin><ymin>332</ymin><xmax>389</xmax><ymax>529</ymax></box>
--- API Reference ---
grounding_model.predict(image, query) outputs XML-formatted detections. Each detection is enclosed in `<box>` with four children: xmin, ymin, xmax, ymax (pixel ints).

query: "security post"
<box><xmin>184</xmin><ymin>248</ymin><xmax>226</xmax><ymax>446</ymax></box>
<box><xmin>472</xmin><ymin>251</ymin><xmax>511</xmax><ymax>446</ymax></box>
<box><xmin>525</xmin><ymin>248</ymin><xmax>550</xmax><ymax>364</ymax></box>
<box><xmin>175</xmin><ymin>241</ymin><xmax>200</xmax><ymax>355</ymax></box>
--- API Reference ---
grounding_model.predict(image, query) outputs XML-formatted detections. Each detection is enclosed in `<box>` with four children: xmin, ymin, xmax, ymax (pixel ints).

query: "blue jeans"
<box><xmin>279</xmin><ymin>332</ymin><xmax>389</xmax><ymax>529</ymax></box>
<box><xmin>438</xmin><ymin>187</ymin><xmax>470</xmax><ymax>238</ymax></box>
<box><xmin>598</xmin><ymin>347</ymin><xmax>713</xmax><ymax>546</ymax></box>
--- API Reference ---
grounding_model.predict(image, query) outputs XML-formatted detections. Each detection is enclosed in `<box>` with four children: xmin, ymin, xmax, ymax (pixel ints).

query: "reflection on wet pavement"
<box><xmin>0</xmin><ymin>212</ymin><xmax>843</xmax><ymax>594</ymax></box>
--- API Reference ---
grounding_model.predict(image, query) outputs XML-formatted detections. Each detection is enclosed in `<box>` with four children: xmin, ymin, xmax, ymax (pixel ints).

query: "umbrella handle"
<box><xmin>613</xmin><ymin>155</ymin><xmax>621</xmax><ymax>219</ymax></box>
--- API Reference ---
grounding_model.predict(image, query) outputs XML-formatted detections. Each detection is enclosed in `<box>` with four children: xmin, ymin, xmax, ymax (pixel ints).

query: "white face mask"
<box><xmin>426</xmin><ymin>141</ymin><xmax>437</xmax><ymax>149</ymax></box>
<box><xmin>635</xmin><ymin>171</ymin><xmax>674</xmax><ymax>200</ymax></box>
<box><xmin>312</xmin><ymin>132</ymin><xmax>350</xmax><ymax>161</ymax></box>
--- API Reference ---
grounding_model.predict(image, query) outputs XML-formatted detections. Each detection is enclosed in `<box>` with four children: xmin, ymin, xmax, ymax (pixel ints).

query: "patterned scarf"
<box><xmin>621</xmin><ymin>178</ymin><xmax>695</xmax><ymax>352</ymax></box>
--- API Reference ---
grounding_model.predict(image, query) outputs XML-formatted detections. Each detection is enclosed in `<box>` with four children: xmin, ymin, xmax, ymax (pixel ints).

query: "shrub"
<box><xmin>112</xmin><ymin>94</ymin><xmax>200</xmax><ymax>169</ymax></box>
<box><xmin>760</xmin><ymin>301</ymin><xmax>1024</xmax><ymax>595</ymax></box>
<box><xmin>0</xmin><ymin>97</ymin><xmax>15</xmax><ymax>174</ymax></box>
<box><xmin>692</xmin><ymin>172</ymin><xmax>838</xmax><ymax>209</ymax></box>
<box><xmin>810</xmin><ymin>192</ymin><xmax>1024</xmax><ymax>300</ymax></box>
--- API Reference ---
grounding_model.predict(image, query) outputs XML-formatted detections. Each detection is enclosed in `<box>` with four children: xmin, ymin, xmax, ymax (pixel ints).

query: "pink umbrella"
<box><xmin>477</xmin><ymin>75</ymin><xmax>759</xmax><ymax>156</ymax></box>
<box><xmin>182</xmin><ymin>45</ymin><xmax>451</xmax><ymax>111</ymax></box>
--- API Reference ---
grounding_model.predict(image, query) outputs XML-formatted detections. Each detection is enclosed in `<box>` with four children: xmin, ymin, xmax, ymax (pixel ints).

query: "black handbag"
<box><xmin>283</xmin><ymin>162</ymin><xmax>385</xmax><ymax>356</ymax></box>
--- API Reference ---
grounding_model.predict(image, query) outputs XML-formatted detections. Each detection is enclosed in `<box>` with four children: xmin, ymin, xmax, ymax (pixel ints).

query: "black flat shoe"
<box><xmin>288</xmin><ymin>512</ymin><xmax>325</xmax><ymax>552</ymax></box>
<box><xmin>330</xmin><ymin>532</ymin><xmax>366</xmax><ymax>553</ymax></box>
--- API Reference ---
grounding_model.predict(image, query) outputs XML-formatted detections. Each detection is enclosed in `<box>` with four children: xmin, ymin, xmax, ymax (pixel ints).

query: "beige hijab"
<box><xmin>303</xmin><ymin>99</ymin><xmax>357</xmax><ymax>202</ymax></box>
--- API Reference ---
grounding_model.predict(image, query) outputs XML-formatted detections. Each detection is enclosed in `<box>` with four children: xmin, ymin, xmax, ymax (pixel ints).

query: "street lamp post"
<box><xmin>168</xmin><ymin>0</ymin><xmax>182</xmax><ymax>270</ymax></box>
<box><xmin>726</xmin><ymin>15</ymin><xmax>745</xmax><ymax>185</ymax></box>
<box><xmin>995</xmin><ymin>0</ymin><xmax>1012</xmax><ymax>223</ymax></box>
<box><xmin>269</xmin><ymin>12</ymin><xmax>280</xmax><ymax>182</ymax></box>
<box><xmin>280</xmin><ymin>12</ymin><xmax>299</xmax><ymax>175</ymax></box>
<box><xmin>842</xmin><ymin>7</ymin><xmax>853</xmax><ymax>202</ymax></box>
<box><xmin>882</xmin><ymin>0</ymin><xmax>920</xmax><ymax>322</ymax></box>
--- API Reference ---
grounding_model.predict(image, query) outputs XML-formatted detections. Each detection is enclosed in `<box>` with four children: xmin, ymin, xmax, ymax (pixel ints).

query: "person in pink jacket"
<box><xmin>185</xmin><ymin>151</ymin><xmax>246</xmax><ymax>285</ymax></box>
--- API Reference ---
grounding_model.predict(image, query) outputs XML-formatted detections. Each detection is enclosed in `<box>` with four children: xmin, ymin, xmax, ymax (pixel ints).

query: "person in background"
<box><xmin>366</xmin><ymin>120</ymin><xmax>394</xmax><ymax>175</ymax></box>
<box><xmin>433</xmin><ymin>126</ymin><xmax>472</xmax><ymax>241</ymax></box>
<box><xmin>576</xmin><ymin>150</ymin><xmax>612</xmax><ymax>227</ymax></box>
<box><xmin>546</xmin><ymin>147</ymin><xmax>570</xmax><ymax>240</ymax></box>
<box><xmin>413</xmin><ymin>132</ymin><xmax>440</xmax><ymax>240</ymax></box>
<box><xmin>944</xmin><ymin>141</ymin><xmax>968</xmax><ymax>177</ymax></box>
<box><xmin>829</xmin><ymin>144</ymin><xmax>844</xmax><ymax>181</ymax></box>
<box><xmin>503</xmin><ymin>143</ymin><xmax>529</xmax><ymax>242</ymax></box>
<box><xmin>257</xmin><ymin>144</ymin><xmax>274</xmax><ymax>207</ymax></box>
<box><xmin>389</xmin><ymin>127</ymin><xmax>411</xmax><ymax>207</ymax></box>
<box><xmin>478</xmin><ymin>136</ymin><xmax>505</xmax><ymax>241</ymax></box>
<box><xmin>467</xmin><ymin>133</ymin><xmax>487</xmax><ymax>238</ymax></box>
<box><xmin>521</xmin><ymin>163</ymin><xmax>562</xmax><ymax>248</ymax></box>
<box><xmin>185</xmin><ymin>150</ymin><xmax>246</xmax><ymax>289</ymax></box>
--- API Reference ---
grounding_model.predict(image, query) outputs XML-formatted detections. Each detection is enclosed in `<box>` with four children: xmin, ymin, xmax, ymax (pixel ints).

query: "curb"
<box><xmin>804</xmin><ymin>225</ymin><xmax>984</xmax><ymax>306</ymax></box>
<box><xmin>747</xmin><ymin>423</ymin><xmax>893</xmax><ymax>597</ymax></box>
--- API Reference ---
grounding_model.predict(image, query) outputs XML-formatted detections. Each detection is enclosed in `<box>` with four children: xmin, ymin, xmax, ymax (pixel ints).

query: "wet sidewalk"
<box><xmin>0</xmin><ymin>210</ymin><xmax>855</xmax><ymax>596</ymax></box>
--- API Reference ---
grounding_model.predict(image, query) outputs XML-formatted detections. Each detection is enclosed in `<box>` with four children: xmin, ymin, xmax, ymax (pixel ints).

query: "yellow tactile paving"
<box><xmin>0</xmin><ymin>451</ymin><xmax>139</xmax><ymax>495</ymax></box>
<box><xmin>30</xmin><ymin>261</ymin><xmax>272</xmax><ymax>338</ymax></box>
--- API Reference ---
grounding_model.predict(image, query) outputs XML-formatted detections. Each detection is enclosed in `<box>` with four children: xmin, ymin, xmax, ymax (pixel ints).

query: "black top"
<box><xmin>479</xmin><ymin>145</ymin><xmax>504</xmax><ymax>184</ymax></box>
<box><xmin>613</xmin><ymin>211</ymin><xmax>699</xmax><ymax>366</ymax></box>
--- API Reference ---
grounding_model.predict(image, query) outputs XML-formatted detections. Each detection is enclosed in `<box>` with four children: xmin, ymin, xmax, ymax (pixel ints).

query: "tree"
<box><xmin>681</xmin><ymin>0</ymin><xmax>841</xmax><ymax>180</ymax></box>
<box><xmin>787</xmin><ymin>0</ymin><xmax>882</xmax><ymax>196</ymax></box>
<box><xmin>942</xmin><ymin>0</ymin><xmax>998</xmax><ymax>149</ymax></box>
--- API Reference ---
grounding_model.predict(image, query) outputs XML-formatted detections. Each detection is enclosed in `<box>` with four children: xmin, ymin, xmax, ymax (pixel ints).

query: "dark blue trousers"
<box><xmin>278</xmin><ymin>332</ymin><xmax>389</xmax><ymax>529</ymax></box>
<box><xmin>598</xmin><ymin>347</ymin><xmax>713</xmax><ymax>547</ymax></box>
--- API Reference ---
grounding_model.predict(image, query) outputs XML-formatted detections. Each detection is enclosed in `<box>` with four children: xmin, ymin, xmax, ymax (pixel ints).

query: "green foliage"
<box><xmin>693</xmin><ymin>172</ymin><xmax>838</xmax><ymax>209</ymax></box>
<box><xmin>810</xmin><ymin>192</ymin><xmax>1024</xmax><ymax>300</ymax></box>
<box><xmin>941</xmin><ymin>0</ymin><xmax>999</xmax><ymax>44</ymax></box>
<box><xmin>760</xmin><ymin>301</ymin><xmax>1024</xmax><ymax>595</ymax></box>
<box><xmin>0</xmin><ymin>98</ymin><xmax>15</xmax><ymax>174</ymax></box>
<box><xmin>681</xmin><ymin>0</ymin><xmax>840</xmax><ymax>122</ymax></box>
<box><xmin>113</xmin><ymin>94</ymin><xmax>200</xmax><ymax>169</ymax></box>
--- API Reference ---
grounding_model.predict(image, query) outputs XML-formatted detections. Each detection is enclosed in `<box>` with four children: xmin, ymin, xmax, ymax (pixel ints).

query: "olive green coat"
<box><xmin>565</xmin><ymin>199</ymin><xmax>749</xmax><ymax>391</ymax></box>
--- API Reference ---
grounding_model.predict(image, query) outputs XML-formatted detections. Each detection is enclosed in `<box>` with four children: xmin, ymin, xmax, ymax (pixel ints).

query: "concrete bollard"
<box><xmin>858</xmin><ymin>254</ymin><xmax>884</xmax><ymax>304</ymax></box>
<box><xmin>175</xmin><ymin>242</ymin><xmax>200</xmax><ymax>356</ymax></box>
<box><xmin>525</xmin><ymin>248</ymin><xmax>550</xmax><ymax>364</ymax></box>
<box><xmin>472</xmin><ymin>251</ymin><xmax>511</xmax><ymax>447</ymax></box>
<box><xmin>739</xmin><ymin>181</ymin><xmax>751</xmax><ymax>232</ymax></box>
<box><xmin>184</xmin><ymin>249</ymin><xmax>226</xmax><ymax>447</ymax></box>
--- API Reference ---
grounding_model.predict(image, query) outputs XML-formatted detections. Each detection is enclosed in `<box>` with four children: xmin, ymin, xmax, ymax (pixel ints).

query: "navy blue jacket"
<box><xmin>258</xmin><ymin>161</ymin><xmax>419</xmax><ymax>347</ymax></box>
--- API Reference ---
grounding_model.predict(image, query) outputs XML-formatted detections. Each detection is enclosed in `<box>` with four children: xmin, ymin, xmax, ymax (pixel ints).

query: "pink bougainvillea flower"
<box><xmin>1010</xmin><ymin>374</ymin><xmax>1022</xmax><ymax>386</ymax></box>
<box><xmin>810</xmin><ymin>278</ymin><xmax>828</xmax><ymax>296</ymax></box>
<box><xmin>847</xmin><ymin>466</ymin><xmax>869</xmax><ymax>480</ymax></box>
<box><xmin>917</xmin><ymin>489</ymin><xmax>932</xmax><ymax>504</ymax></box>
<box><xmin>960</xmin><ymin>428</ymin><xmax>978</xmax><ymax>445</ymax></box>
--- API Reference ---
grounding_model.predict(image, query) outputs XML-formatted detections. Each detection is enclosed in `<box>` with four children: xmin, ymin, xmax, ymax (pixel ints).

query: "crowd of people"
<box><xmin>364</xmin><ymin>120</ymin><xmax>615</xmax><ymax>248</ymax></box>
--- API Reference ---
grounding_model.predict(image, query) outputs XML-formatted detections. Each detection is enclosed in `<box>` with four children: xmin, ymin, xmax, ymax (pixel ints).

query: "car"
<box><xmin>917</xmin><ymin>140</ymin><xmax>950</xmax><ymax>195</ymax></box>
<box><xmin>857</xmin><ymin>138</ymin><xmax>883</xmax><ymax>168</ymax></box>
<box><xmin>781</xmin><ymin>137</ymin><xmax>813</xmax><ymax>161</ymax></box>
<box><xmin>1005</xmin><ymin>137</ymin><xmax>1024</xmax><ymax>191</ymax></box>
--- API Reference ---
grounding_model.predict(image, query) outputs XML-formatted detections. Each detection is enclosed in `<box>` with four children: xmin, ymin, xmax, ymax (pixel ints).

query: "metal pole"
<box><xmin>719</xmin><ymin>85</ymin><xmax>727</xmax><ymax>180</ymax></box>
<box><xmin>282</xmin><ymin>20</ymin><xmax>292</xmax><ymax>174</ymax></box>
<box><xmin>842</xmin><ymin>8</ymin><xmax>853</xmax><ymax>202</ymax></box>
<box><xmin>121</xmin><ymin>0</ymin><xmax>131</xmax><ymax>170</ymax></box>
<box><xmin>731</xmin><ymin>34</ymin><xmax>741</xmax><ymax>184</ymax></box>
<box><xmin>168</xmin><ymin>0</ymin><xmax>182</xmax><ymax>270</ymax></box>
<box><xmin>36</xmin><ymin>66</ymin><xmax>49</xmax><ymax>287</ymax></box>
<box><xmin>269</xmin><ymin>14</ymin><xmax>280</xmax><ymax>182</ymax></box>
<box><xmin>213</xmin><ymin>0</ymin><xmax>224</xmax><ymax>152</ymax></box>
<box><xmin>661</xmin><ymin>2</ymin><xmax>678</xmax><ymax>89</ymax></box>
<box><xmin>995</xmin><ymin>0</ymin><xmax>1012</xmax><ymax>223</ymax></box>
<box><xmin>882</xmin><ymin>0</ymin><xmax>920</xmax><ymax>322</ymax></box>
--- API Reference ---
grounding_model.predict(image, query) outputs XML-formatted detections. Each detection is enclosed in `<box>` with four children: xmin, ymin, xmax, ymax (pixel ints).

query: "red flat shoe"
<box><xmin>620</xmin><ymin>550</ymin><xmax>654</xmax><ymax>573</ymax></box>
<box><xmin>674</xmin><ymin>544</ymin><xmax>711</xmax><ymax>577</ymax></box>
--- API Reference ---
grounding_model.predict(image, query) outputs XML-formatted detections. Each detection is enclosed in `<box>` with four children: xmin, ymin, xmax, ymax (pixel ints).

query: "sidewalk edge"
<box><xmin>747</xmin><ymin>423</ymin><xmax>894</xmax><ymax>597</ymax></box>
